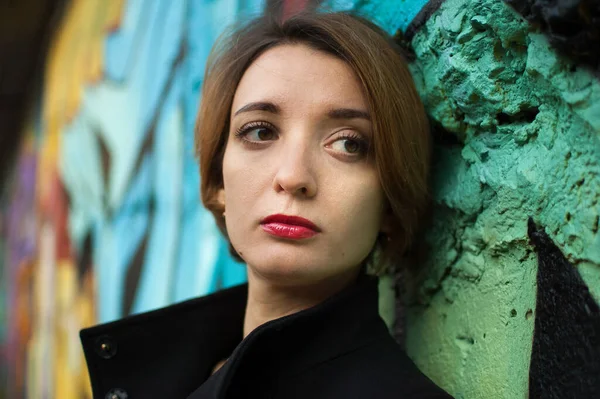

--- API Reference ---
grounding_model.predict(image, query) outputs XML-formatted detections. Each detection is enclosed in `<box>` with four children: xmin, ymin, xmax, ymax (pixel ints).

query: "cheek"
<box><xmin>223</xmin><ymin>146</ymin><xmax>251</xmax><ymax>202</ymax></box>
<box><xmin>328</xmin><ymin>174</ymin><xmax>385</xmax><ymax>244</ymax></box>
<box><xmin>221</xmin><ymin>146</ymin><xmax>266</xmax><ymax>229</ymax></box>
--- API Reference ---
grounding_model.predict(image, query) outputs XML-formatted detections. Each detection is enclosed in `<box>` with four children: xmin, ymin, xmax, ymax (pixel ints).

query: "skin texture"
<box><xmin>217</xmin><ymin>44</ymin><xmax>390</xmax><ymax>339</ymax></box>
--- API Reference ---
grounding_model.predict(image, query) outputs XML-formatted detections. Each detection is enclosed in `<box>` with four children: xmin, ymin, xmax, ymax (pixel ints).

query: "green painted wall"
<box><xmin>405</xmin><ymin>0</ymin><xmax>600</xmax><ymax>397</ymax></box>
<box><xmin>332</xmin><ymin>0</ymin><xmax>600</xmax><ymax>397</ymax></box>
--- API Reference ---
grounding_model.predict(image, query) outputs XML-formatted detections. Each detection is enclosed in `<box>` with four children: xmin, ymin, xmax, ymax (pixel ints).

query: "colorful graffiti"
<box><xmin>1</xmin><ymin>0</ymin><xmax>265</xmax><ymax>397</ymax></box>
<box><xmin>1</xmin><ymin>0</ymin><xmax>599</xmax><ymax>398</ymax></box>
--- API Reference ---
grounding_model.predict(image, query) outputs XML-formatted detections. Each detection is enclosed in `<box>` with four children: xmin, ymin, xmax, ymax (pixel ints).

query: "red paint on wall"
<box><xmin>282</xmin><ymin>0</ymin><xmax>310</xmax><ymax>20</ymax></box>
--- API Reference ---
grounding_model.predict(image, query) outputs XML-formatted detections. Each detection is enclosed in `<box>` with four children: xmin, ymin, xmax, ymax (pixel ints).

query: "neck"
<box><xmin>243</xmin><ymin>267</ymin><xmax>361</xmax><ymax>338</ymax></box>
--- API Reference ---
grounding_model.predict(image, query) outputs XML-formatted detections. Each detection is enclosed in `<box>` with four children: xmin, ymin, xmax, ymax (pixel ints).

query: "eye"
<box><xmin>331</xmin><ymin>138</ymin><xmax>361</xmax><ymax>154</ymax></box>
<box><xmin>328</xmin><ymin>133</ymin><xmax>369</xmax><ymax>157</ymax></box>
<box><xmin>246</xmin><ymin>127</ymin><xmax>276</xmax><ymax>141</ymax></box>
<box><xmin>234</xmin><ymin>121</ymin><xmax>277</xmax><ymax>143</ymax></box>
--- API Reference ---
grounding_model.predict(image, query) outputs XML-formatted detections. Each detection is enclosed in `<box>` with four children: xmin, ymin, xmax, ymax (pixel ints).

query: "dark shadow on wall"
<box><xmin>0</xmin><ymin>0</ymin><xmax>69</xmax><ymax>193</ymax></box>
<box><xmin>528</xmin><ymin>218</ymin><xmax>600</xmax><ymax>398</ymax></box>
<box><xmin>392</xmin><ymin>122</ymin><xmax>458</xmax><ymax>347</ymax></box>
<box><xmin>504</xmin><ymin>0</ymin><xmax>600</xmax><ymax>78</ymax></box>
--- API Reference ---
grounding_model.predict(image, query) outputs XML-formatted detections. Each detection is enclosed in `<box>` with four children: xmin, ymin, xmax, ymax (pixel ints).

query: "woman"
<box><xmin>80</xmin><ymin>11</ymin><xmax>453</xmax><ymax>399</ymax></box>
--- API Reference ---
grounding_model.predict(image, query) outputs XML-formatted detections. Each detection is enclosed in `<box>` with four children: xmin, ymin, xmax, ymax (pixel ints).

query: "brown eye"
<box><xmin>254</xmin><ymin>128</ymin><xmax>275</xmax><ymax>141</ymax></box>
<box><xmin>235</xmin><ymin>121</ymin><xmax>277</xmax><ymax>145</ymax></box>
<box><xmin>235</xmin><ymin>124</ymin><xmax>277</xmax><ymax>142</ymax></box>
<box><xmin>330</xmin><ymin>136</ymin><xmax>367</xmax><ymax>155</ymax></box>
<box><xmin>343</xmin><ymin>139</ymin><xmax>360</xmax><ymax>153</ymax></box>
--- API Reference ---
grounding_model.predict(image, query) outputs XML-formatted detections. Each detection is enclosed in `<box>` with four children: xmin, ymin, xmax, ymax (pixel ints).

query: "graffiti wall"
<box><xmin>1</xmin><ymin>0</ymin><xmax>599</xmax><ymax>398</ymax></box>
<box><xmin>0</xmin><ymin>0</ymin><xmax>264</xmax><ymax>397</ymax></box>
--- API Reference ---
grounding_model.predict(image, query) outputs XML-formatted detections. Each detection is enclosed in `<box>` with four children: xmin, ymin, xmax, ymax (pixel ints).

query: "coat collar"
<box><xmin>187</xmin><ymin>271</ymin><xmax>387</xmax><ymax>398</ymax></box>
<box><xmin>80</xmin><ymin>271</ymin><xmax>387</xmax><ymax>399</ymax></box>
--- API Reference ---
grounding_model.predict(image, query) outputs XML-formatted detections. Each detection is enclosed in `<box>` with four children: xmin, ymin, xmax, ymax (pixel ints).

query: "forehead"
<box><xmin>231</xmin><ymin>44</ymin><xmax>367</xmax><ymax>112</ymax></box>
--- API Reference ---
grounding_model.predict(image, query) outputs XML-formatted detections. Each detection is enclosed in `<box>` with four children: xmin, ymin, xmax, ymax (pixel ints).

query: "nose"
<box><xmin>272</xmin><ymin>138</ymin><xmax>317</xmax><ymax>198</ymax></box>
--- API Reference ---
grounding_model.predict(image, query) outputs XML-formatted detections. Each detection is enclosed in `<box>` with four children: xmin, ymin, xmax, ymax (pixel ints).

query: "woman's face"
<box><xmin>220</xmin><ymin>43</ymin><xmax>387</xmax><ymax>286</ymax></box>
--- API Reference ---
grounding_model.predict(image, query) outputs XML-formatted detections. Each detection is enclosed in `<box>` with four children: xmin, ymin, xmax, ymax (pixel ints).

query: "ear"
<box><xmin>216</xmin><ymin>188</ymin><xmax>226</xmax><ymax>209</ymax></box>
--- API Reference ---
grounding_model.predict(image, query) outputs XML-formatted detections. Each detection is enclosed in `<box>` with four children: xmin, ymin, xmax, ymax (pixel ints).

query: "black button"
<box><xmin>95</xmin><ymin>335</ymin><xmax>117</xmax><ymax>359</ymax></box>
<box><xmin>105</xmin><ymin>388</ymin><xmax>128</xmax><ymax>399</ymax></box>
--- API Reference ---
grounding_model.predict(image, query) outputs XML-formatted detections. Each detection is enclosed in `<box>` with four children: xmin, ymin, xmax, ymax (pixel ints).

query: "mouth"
<box><xmin>260</xmin><ymin>214</ymin><xmax>321</xmax><ymax>239</ymax></box>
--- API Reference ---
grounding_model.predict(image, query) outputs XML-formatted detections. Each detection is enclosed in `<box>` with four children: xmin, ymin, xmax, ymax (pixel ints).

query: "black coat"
<box><xmin>80</xmin><ymin>273</ymin><xmax>453</xmax><ymax>398</ymax></box>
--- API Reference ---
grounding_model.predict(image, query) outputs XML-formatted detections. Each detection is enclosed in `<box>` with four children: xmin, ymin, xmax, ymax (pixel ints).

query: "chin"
<box><xmin>243</xmin><ymin>247</ymin><xmax>333</xmax><ymax>285</ymax></box>
<box><xmin>252</xmin><ymin>260</ymin><xmax>324</xmax><ymax>286</ymax></box>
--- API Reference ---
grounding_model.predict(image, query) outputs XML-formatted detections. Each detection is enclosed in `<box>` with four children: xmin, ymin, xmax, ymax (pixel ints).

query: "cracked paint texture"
<box><xmin>403</xmin><ymin>0</ymin><xmax>600</xmax><ymax>397</ymax></box>
<box><xmin>324</xmin><ymin>0</ymin><xmax>600</xmax><ymax>397</ymax></box>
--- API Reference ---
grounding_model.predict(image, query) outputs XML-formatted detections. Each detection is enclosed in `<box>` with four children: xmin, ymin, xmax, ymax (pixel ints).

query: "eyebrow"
<box><xmin>234</xmin><ymin>102</ymin><xmax>280</xmax><ymax>116</ymax></box>
<box><xmin>233</xmin><ymin>101</ymin><xmax>371</xmax><ymax>121</ymax></box>
<box><xmin>327</xmin><ymin>108</ymin><xmax>371</xmax><ymax>121</ymax></box>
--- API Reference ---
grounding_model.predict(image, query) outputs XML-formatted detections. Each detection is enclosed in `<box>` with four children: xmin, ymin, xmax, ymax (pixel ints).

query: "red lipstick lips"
<box><xmin>260</xmin><ymin>214</ymin><xmax>320</xmax><ymax>239</ymax></box>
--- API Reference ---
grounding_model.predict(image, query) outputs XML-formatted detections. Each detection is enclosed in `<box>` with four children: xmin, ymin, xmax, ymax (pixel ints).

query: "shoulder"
<box><xmin>279</xmin><ymin>335</ymin><xmax>453</xmax><ymax>399</ymax></box>
<box><xmin>338</xmin><ymin>336</ymin><xmax>452</xmax><ymax>398</ymax></box>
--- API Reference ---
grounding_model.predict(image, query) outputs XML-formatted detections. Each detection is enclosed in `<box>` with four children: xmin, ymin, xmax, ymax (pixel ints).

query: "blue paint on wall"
<box><xmin>131</xmin><ymin>65</ymin><xmax>185</xmax><ymax>314</ymax></box>
<box><xmin>54</xmin><ymin>0</ymin><xmax>266</xmax><ymax>322</ymax></box>
<box><xmin>86</xmin><ymin>0</ymin><xmax>264</xmax><ymax>319</ymax></box>
<box><xmin>322</xmin><ymin>0</ymin><xmax>432</xmax><ymax>34</ymax></box>
<box><xmin>104</xmin><ymin>0</ymin><xmax>147</xmax><ymax>82</ymax></box>
<box><xmin>96</xmin><ymin>154</ymin><xmax>152</xmax><ymax>322</ymax></box>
